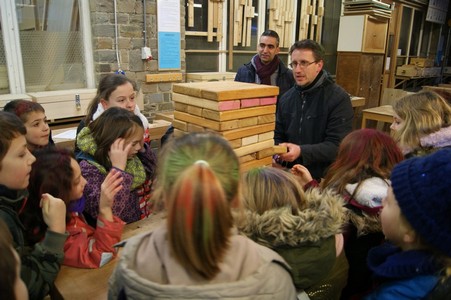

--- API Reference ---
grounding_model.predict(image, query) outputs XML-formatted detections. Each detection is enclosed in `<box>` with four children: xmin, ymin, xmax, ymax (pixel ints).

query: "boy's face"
<box><xmin>0</xmin><ymin>135</ymin><xmax>36</xmax><ymax>190</ymax></box>
<box><xmin>380</xmin><ymin>187</ymin><xmax>413</xmax><ymax>247</ymax></box>
<box><xmin>24</xmin><ymin>111</ymin><xmax>50</xmax><ymax>149</ymax></box>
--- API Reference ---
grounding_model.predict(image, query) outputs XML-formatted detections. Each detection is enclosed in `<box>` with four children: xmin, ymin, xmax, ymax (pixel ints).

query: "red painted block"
<box><xmin>241</xmin><ymin>98</ymin><xmax>260</xmax><ymax>108</ymax></box>
<box><xmin>218</xmin><ymin>100</ymin><xmax>241</xmax><ymax>111</ymax></box>
<box><xmin>259</xmin><ymin>96</ymin><xmax>277</xmax><ymax>105</ymax></box>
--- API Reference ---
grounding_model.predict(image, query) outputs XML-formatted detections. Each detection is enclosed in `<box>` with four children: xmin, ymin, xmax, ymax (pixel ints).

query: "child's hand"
<box><xmin>40</xmin><ymin>193</ymin><xmax>66</xmax><ymax>234</ymax></box>
<box><xmin>291</xmin><ymin>164</ymin><xmax>313</xmax><ymax>187</ymax></box>
<box><xmin>109</xmin><ymin>138</ymin><xmax>132</xmax><ymax>170</ymax></box>
<box><xmin>98</xmin><ymin>169</ymin><xmax>123</xmax><ymax>222</ymax></box>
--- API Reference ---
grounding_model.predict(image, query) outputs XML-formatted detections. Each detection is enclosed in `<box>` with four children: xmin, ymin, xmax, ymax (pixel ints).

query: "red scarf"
<box><xmin>254</xmin><ymin>55</ymin><xmax>280</xmax><ymax>85</ymax></box>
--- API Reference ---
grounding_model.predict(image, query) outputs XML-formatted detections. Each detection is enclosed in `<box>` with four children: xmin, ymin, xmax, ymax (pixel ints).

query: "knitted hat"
<box><xmin>391</xmin><ymin>148</ymin><xmax>451</xmax><ymax>257</ymax></box>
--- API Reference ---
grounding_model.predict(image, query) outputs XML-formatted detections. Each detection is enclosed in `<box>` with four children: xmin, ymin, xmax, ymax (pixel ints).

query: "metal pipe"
<box><xmin>143</xmin><ymin>0</ymin><xmax>147</xmax><ymax>47</ymax></box>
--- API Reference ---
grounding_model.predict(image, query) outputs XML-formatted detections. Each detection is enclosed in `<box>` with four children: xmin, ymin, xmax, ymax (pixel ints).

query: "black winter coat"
<box><xmin>274</xmin><ymin>71</ymin><xmax>353</xmax><ymax>180</ymax></box>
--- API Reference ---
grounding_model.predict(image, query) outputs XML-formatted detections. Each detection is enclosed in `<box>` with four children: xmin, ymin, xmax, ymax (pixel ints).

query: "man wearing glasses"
<box><xmin>274</xmin><ymin>39</ymin><xmax>353</xmax><ymax>180</ymax></box>
<box><xmin>235</xmin><ymin>30</ymin><xmax>294</xmax><ymax>103</ymax></box>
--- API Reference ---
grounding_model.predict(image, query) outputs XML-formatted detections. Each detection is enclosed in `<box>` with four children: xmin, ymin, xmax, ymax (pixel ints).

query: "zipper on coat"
<box><xmin>299</xmin><ymin>92</ymin><xmax>306</xmax><ymax>135</ymax></box>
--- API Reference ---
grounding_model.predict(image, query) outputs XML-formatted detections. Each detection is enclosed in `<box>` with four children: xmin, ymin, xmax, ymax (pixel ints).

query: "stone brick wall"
<box><xmin>90</xmin><ymin>0</ymin><xmax>185</xmax><ymax>121</ymax></box>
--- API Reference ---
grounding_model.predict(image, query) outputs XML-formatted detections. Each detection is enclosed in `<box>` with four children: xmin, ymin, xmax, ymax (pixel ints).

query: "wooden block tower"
<box><xmin>172</xmin><ymin>81</ymin><xmax>286</xmax><ymax>172</ymax></box>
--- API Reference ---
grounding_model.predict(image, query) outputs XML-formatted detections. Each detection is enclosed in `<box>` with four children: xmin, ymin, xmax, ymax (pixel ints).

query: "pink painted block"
<box><xmin>241</xmin><ymin>98</ymin><xmax>260</xmax><ymax>108</ymax></box>
<box><xmin>259</xmin><ymin>96</ymin><xmax>277</xmax><ymax>106</ymax></box>
<box><xmin>218</xmin><ymin>100</ymin><xmax>241</xmax><ymax>111</ymax></box>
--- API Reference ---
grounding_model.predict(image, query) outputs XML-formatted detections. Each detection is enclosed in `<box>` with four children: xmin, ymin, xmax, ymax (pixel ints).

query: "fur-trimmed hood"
<box><xmin>238</xmin><ymin>188</ymin><xmax>346</xmax><ymax>248</ymax></box>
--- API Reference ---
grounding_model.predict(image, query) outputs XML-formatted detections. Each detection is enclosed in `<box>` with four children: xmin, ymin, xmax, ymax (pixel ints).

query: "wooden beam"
<box><xmin>188</xmin><ymin>0</ymin><xmax>194</xmax><ymax>27</ymax></box>
<box><xmin>207</xmin><ymin>0</ymin><xmax>214</xmax><ymax>42</ymax></box>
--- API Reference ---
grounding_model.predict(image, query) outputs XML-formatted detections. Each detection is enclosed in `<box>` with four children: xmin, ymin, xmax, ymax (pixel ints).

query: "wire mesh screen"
<box><xmin>20</xmin><ymin>31</ymin><xmax>86</xmax><ymax>92</ymax></box>
<box><xmin>0</xmin><ymin>31</ymin><xmax>10</xmax><ymax>94</ymax></box>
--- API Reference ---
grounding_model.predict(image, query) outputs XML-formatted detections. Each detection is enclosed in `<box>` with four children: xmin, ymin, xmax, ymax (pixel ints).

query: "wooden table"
<box><xmin>54</xmin><ymin>212</ymin><xmax>166</xmax><ymax>300</ymax></box>
<box><xmin>361</xmin><ymin>105</ymin><xmax>394</xmax><ymax>129</ymax></box>
<box><xmin>350</xmin><ymin>96</ymin><xmax>365</xmax><ymax>108</ymax></box>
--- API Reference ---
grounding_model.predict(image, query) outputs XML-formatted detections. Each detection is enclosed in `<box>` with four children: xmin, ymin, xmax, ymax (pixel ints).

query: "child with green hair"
<box><xmin>109</xmin><ymin>133</ymin><xmax>297</xmax><ymax>299</ymax></box>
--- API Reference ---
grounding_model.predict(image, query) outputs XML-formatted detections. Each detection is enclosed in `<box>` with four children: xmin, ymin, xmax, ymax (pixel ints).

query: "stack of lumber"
<box><xmin>171</xmin><ymin>81</ymin><xmax>286</xmax><ymax>172</ymax></box>
<box><xmin>268</xmin><ymin>0</ymin><xmax>296</xmax><ymax>48</ymax></box>
<box><xmin>343</xmin><ymin>0</ymin><xmax>392</xmax><ymax>19</ymax></box>
<box><xmin>298</xmin><ymin>0</ymin><xmax>324</xmax><ymax>42</ymax></box>
<box><xmin>231</xmin><ymin>0</ymin><xmax>255</xmax><ymax>47</ymax></box>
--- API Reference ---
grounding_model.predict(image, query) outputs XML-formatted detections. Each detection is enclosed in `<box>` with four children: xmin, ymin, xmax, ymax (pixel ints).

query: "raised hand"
<box><xmin>98</xmin><ymin>169</ymin><xmax>123</xmax><ymax>222</ymax></box>
<box><xmin>291</xmin><ymin>164</ymin><xmax>313</xmax><ymax>187</ymax></box>
<box><xmin>109</xmin><ymin>138</ymin><xmax>132</xmax><ymax>171</ymax></box>
<box><xmin>40</xmin><ymin>193</ymin><xmax>66</xmax><ymax>234</ymax></box>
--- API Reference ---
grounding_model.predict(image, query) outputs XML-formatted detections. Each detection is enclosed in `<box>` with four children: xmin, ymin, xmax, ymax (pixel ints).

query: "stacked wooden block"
<box><xmin>172</xmin><ymin>81</ymin><xmax>285</xmax><ymax>172</ymax></box>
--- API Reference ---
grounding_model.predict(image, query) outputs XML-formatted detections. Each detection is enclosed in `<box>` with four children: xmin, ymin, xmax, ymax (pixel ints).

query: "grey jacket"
<box><xmin>108</xmin><ymin>226</ymin><xmax>297</xmax><ymax>299</ymax></box>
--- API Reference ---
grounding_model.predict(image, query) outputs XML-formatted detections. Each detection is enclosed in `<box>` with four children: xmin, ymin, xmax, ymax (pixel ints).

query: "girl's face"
<box><xmin>380</xmin><ymin>187</ymin><xmax>413</xmax><ymax>248</ymax></box>
<box><xmin>12</xmin><ymin>248</ymin><xmax>28</xmax><ymax>300</ymax></box>
<box><xmin>24</xmin><ymin>111</ymin><xmax>50</xmax><ymax>150</ymax></box>
<box><xmin>100</xmin><ymin>82</ymin><xmax>136</xmax><ymax>112</ymax></box>
<box><xmin>390</xmin><ymin>112</ymin><xmax>404</xmax><ymax>132</ymax></box>
<box><xmin>68</xmin><ymin>158</ymin><xmax>87</xmax><ymax>201</ymax></box>
<box><xmin>125</xmin><ymin>127</ymin><xmax>144</xmax><ymax>158</ymax></box>
<box><xmin>0</xmin><ymin>135</ymin><xmax>36</xmax><ymax>190</ymax></box>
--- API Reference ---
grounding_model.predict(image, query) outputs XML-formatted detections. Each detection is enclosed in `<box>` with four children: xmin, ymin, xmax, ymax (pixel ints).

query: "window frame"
<box><xmin>0</xmin><ymin>0</ymin><xmax>95</xmax><ymax>95</ymax></box>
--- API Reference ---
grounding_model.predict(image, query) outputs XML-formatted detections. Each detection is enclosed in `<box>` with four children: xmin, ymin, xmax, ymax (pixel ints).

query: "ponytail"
<box><xmin>167</xmin><ymin>163</ymin><xmax>232</xmax><ymax>279</ymax></box>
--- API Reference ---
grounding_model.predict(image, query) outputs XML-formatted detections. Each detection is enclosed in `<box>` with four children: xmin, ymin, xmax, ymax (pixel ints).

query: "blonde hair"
<box><xmin>155</xmin><ymin>133</ymin><xmax>240</xmax><ymax>279</ymax></box>
<box><xmin>241</xmin><ymin>167</ymin><xmax>307</xmax><ymax>214</ymax></box>
<box><xmin>392</xmin><ymin>91</ymin><xmax>451</xmax><ymax>150</ymax></box>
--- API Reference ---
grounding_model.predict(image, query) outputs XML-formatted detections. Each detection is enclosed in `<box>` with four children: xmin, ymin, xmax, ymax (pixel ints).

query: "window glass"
<box><xmin>0</xmin><ymin>26</ymin><xmax>11</xmax><ymax>95</ymax></box>
<box><xmin>16</xmin><ymin>0</ymin><xmax>86</xmax><ymax>92</ymax></box>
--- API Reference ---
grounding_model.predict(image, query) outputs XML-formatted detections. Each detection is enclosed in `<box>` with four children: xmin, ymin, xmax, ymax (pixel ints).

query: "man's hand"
<box><xmin>279</xmin><ymin>143</ymin><xmax>301</xmax><ymax>162</ymax></box>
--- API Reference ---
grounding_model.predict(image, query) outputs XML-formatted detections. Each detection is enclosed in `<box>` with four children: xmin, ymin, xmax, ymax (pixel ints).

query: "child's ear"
<box><xmin>100</xmin><ymin>98</ymin><xmax>108</xmax><ymax>109</ymax></box>
<box><xmin>402</xmin><ymin>227</ymin><xmax>418</xmax><ymax>245</ymax></box>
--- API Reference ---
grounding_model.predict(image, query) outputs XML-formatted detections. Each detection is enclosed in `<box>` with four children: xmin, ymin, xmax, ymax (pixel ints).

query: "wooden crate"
<box><xmin>396</xmin><ymin>65</ymin><xmax>424</xmax><ymax>77</ymax></box>
<box><xmin>0</xmin><ymin>94</ymin><xmax>32</xmax><ymax>109</ymax></box>
<box><xmin>409</xmin><ymin>58</ymin><xmax>434</xmax><ymax>68</ymax></box>
<box><xmin>28</xmin><ymin>89</ymin><xmax>97</xmax><ymax>121</ymax></box>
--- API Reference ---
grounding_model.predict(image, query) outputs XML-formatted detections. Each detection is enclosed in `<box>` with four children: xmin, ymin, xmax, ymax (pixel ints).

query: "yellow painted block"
<box><xmin>228</xmin><ymin>138</ymin><xmax>242</xmax><ymax>149</ymax></box>
<box><xmin>172</xmin><ymin>119</ymin><xmax>187</xmax><ymax>131</ymax></box>
<box><xmin>242</xmin><ymin>134</ymin><xmax>259</xmax><ymax>146</ymax></box>
<box><xmin>202</xmin><ymin>105</ymin><xmax>276</xmax><ymax>121</ymax></box>
<box><xmin>238</xmin><ymin>116</ymin><xmax>258</xmax><ymax>128</ymax></box>
<box><xmin>221</xmin><ymin>123</ymin><xmax>275</xmax><ymax>141</ymax></box>
<box><xmin>174</xmin><ymin>111</ymin><xmax>239</xmax><ymax>131</ymax></box>
<box><xmin>239</xmin><ymin>154</ymin><xmax>257</xmax><ymax>164</ymax></box>
<box><xmin>258</xmin><ymin>114</ymin><xmax>275</xmax><ymax>124</ymax></box>
<box><xmin>258</xmin><ymin>131</ymin><xmax>274</xmax><ymax>142</ymax></box>
<box><xmin>234</xmin><ymin>139</ymin><xmax>274</xmax><ymax>157</ymax></box>
<box><xmin>241</xmin><ymin>156</ymin><xmax>273</xmax><ymax>172</ymax></box>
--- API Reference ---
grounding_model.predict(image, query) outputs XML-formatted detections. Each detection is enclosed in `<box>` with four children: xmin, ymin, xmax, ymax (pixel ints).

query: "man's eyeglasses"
<box><xmin>289</xmin><ymin>60</ymin><xmax>317</xmax><ymax>69</ymax></box>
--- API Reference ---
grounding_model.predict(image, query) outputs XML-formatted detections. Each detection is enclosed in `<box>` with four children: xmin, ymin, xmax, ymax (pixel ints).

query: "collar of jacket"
<box><xmin>238</xmin><ymin>188</ymin><xmax>346</xmax><ymax>248</ymax></box>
